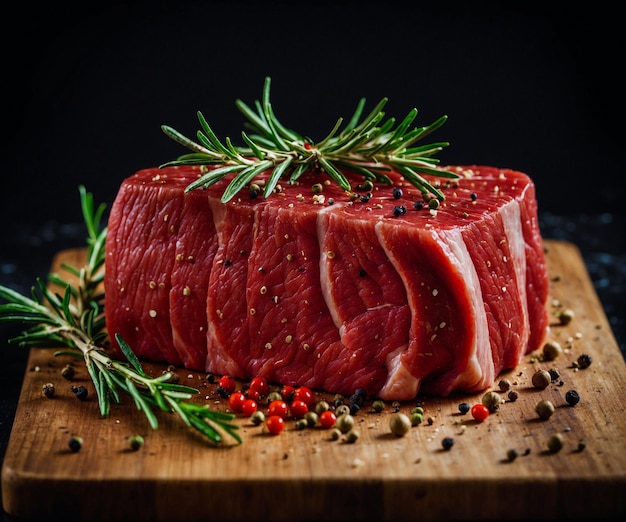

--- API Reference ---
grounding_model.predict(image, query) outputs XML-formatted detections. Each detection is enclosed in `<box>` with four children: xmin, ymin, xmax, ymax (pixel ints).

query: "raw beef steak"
<box><xmin>104</xmin><ymin>165</ymin><xmax>549</xmax><ymax>400</ymax></box>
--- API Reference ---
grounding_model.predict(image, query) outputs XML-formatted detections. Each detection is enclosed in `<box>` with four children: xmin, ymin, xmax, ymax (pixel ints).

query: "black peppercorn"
<box><xmin>565</xmin><ymin>390</ymin><xmax>580</xmax><ymax>406</ymax></box>
<box><xmin>441</xmin><ymin>437</ymin><xmax>455</xmax><ymax>451</ymax></box>
<box><xmin>576</xmin><ymin>354</ymin><xmax>592</xmax><ymax>369</ymax></box>
<box><xmin>71</xmin><ymin>385</ymin><xmax>89</xmax><ymax>401</ymax></box>
<box><xmin>458</xmin><ymin>402</ymin><xmax>470</xmax><ymax>414</ymax></box>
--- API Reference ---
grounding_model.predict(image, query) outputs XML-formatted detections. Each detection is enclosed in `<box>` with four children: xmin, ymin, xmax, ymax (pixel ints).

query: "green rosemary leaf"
<box><xmin>342</xmin><ymin>97</ymin><xmax>367</xmax><ymax>134</ymax></box>
<box><xmin>221</xmin><ymin>160</ymin><xmax>273</xmax><ymax>203</ymax></box>
<box><xmin>125</xmin><ymin>376</ymin><xmax>160</xmax><ymax>430</ymax></box>
<box><xmin>288</xmin><ymin>161</ymin><xmax>311</xmax><ymax>185</ymax></box>
<box><xmin>318</xmin><ymin>157</ymin><xmax>351</xmax><ymax>191</ymax></box>
<box><xmin>240</xmin><ymin>131</ymin><xmax>265</xmax><ymax>160</ymax></box>
<box><xmin>115</xmin><ymin>333</ymin><xmax>146</xmax><ymax>377</ymax></box>
<box><xmin>261</xmin><ymin>77</ymin><xmax>290</xmax><ymax>152</ymax></box>
<box><xmin>161</xmin><ymin>125</ymin><xmax>212</xmax><ymax>155</ymax></box>
<box><xmin>184</xmin><ymin>164</ymin><xmax>247</xmax><ymax>192</ymax></box>
<box><xmin>263</xmin><ymin>155</ymin><xmax>294</xmax><ymax>198</ymax></box>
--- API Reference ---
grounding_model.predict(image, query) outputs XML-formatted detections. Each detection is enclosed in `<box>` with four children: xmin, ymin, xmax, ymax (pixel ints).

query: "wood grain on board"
<box><xmin>2</xmin><ymin>240</ymin><xmax>625</xmax><ymax>521</ymax></box>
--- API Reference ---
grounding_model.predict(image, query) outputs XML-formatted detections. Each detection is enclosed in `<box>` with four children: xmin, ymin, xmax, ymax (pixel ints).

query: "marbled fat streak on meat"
<box><xmin>104</xmin><ymin>165</ymin><xmax>549</xmax><ymax>400</ymax></box>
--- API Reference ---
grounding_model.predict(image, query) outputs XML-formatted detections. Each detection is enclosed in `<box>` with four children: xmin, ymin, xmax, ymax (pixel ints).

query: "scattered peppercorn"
<box><xmin>458</xmin><ymin>402</ymin><xmax>471</xmax><ymax>415</ymax></box>
<box><xmin>393</xmin><ymin>187</ymin><xmax>403</xmax><ymax>199</ymax></box>
<box><xmin>576</xmin><ymin>354</ymin><xmax>592</xmax><ymax>369</ymax></box>
<box><xmin>576</xmin><ymin>439</ymin><xmax>586</xmax><ymax>452</ymax></box>
<box><xmin>389</xmin><ymin>413</ymin><xmax>411</xmax><ymax>437</ymax></box>
<box><xmin>413</xmin><ymin>201</ymin><xmax>424</xmax><ymax>210</ymax></box>
<box><xmin>61</xmin><ymin>364</ymin><xmax>75</xmax><ymax>380</ymax></box>
<box><xmin>128</xmin><ymin>435</ymin><xmax>144</xmax><ymax>451</ymax></box>
<box><xmin>531</xmin><ymin>370</ymin><xmax>551</xmax><ymax>390</ymax></box>
<box><xmin>335</xmin><ymin>414</ymin><xmax>355</xmax><ymax>434</ymax></box>
<box><xmin>497</xmin><ymin>379</ymin><xmax>511</xmax><ymax>392</ymax></box>
<box><xmin>507</xmin><ymin>390</ymin><xmax>519</xmax><ymax>402</ymax></box>
<box><xmin>410</xmin><ymin>412</ymin><xmax>423</xmax><ymax>426</ymax></box>
<box><xmin>441</xmin><ymin>437</ymin><xmax>454</xmax><ymax>451</ymax></box>
<box><xmin>335</xmin><ymin>404</ymin><xmax>350</xmax><ymax>417</ymax></box>
<box><xmin>42</xmin><ymin>382</ymin><xmax>55</xmax><ymax>398</ymax></box>
<box><xmin>548</xmin><ymin>367</ymin><xmax>561</xmax><ymax>381</ymax></box>
<box><xmin>535</xmin><ymin>399</ymin><xmax>555</xmax><ymax>420</ymax></box>
<box><xmin>371</xmin><ymin>400</ymin><xmax>385</xmax><ymax>413</ymax></box>
<box><xmin>506</xmin><ymin>448</ymin><xmax>519</xmax><ymax>462</ymax></box>
<box><xmin>547</xmin><ymin>433</ymin><xmax>564</xmax><ymax>453</ymax></box>
<box><xmin>68</xmin><ymin>436</ymin><xmax>83</xmax><ymax>453</ymax></box>
<box><xmin>565</xmin><ymin>390</ymin><xmax>580</xmax><ymax>406</ymax></box>
<box><xmin>392</xmin><ymin>205</ymin><xmax>407</xmax><ymax>217</ymax></box>
<box><xmin>482</xmin><ymin>391</ymin><xmax>502</xmax><ymax>413</ymax></box>
<box><xmin>542</xmin><ymin>341</ymin><xmax>563</xmax><ymax>361</ymax></box>
<box><xmin>71</xmin><ymin>385</ymin><xmax>88</xmax><ymax>401</ymax></box>
<box><xmin>250</xmin><ymin>410</ymin><xmax>265</xmax><ymax>426</ymax></box>
<box><xmin>558</xmin><ymin>308</ymin><xmax>575</xmax><ymax>325</ymax></box>
<box><xmin>344</xmin><ymin>429</ymin><xmax>360</xmax><ymax>443</ymax></box>
<box><xmin>329</xmin><ymin>428</ymin><xmax>341</xmax><ymax>440</ymax></box>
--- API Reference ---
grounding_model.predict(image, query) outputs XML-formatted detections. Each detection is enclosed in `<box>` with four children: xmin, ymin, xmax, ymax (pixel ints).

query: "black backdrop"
<box><xmin>2</xmin><ymin>2</ymin><xmax>623</xmax><ymax>226</ymax></box>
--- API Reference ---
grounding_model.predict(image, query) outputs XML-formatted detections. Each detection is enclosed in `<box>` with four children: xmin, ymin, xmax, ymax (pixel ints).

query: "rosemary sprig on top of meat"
<box><xmin>0</xmin><ymin>187</ymin><xmax>240</xmax><ymax>445</ymax></box>
<box><xmin>160</xmin><ymin>76</ymin><xmax>459</xmax><ymax>203</ymax></box>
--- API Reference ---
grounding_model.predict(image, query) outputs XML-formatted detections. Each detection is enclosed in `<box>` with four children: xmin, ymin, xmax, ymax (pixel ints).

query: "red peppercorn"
<box><xmin>228</xmin><ymin>391</ymin><xmax>246</xmax><ymax>413</ymax></box>
<box><xmin>218</xmin><ymin>375</ymin><xmax>236</xmax><ymax>394</ymax></box>
<box><xmin>265</xmin><ymin>415</ymin><xmax>285</xmax><ymax>435</ymax></box>
<box><xmin>280</xmin><ymin>385</ymin><xmax>295</xmax><ymax>402</ymax></box>
<box><xmin>471</xmin><ymin>403</ymin><xmax>490</xmax><ymax>422</ymax></box>
<box><xmin>241</xmin><ymin>399</ymin><xmax>258</xmax><ymax>417</ymax></box>
<box><xmin>268</xmin><ymin>399</ymin><xmax>289</xmax><ymax>419</ymax></box>
<box><xmin>290</xmin><ymin>399</ymin><xmax>309</xmax><ymax>419</ymax></box>
<box><xmin>319</xmin><ymin>410</ymin><xmax>337</xmax><ymax>429</ymax></box>
<box><xmin>246</xmin><ymin>387</ymin><xmax>261</xmax><ymax>403</ymax></box>
<box><xmin>293</xmin><ymin>386</ymin><xmax>315</xmax><ymax>408</ymax></box>
<box><xmin>249</xmin><ymin>376</ymin><xmax>268</xmax><ymax>397</ymax></box>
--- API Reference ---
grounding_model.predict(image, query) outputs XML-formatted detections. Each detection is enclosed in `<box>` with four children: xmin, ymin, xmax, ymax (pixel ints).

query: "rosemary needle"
<box><xmin>160</xmin><ymin>76</ymin><xmax>458</xmax><ymax>203</ymax></box>
<box><xmin>0</xmin><ymin>186</ymin><xmax>240</xmax><ymax>445</ymax></box>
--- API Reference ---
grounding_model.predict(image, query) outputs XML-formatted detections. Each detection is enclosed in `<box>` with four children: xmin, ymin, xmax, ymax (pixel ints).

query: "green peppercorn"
<box><xmin>531</xmin><ymin>370</ymin><xmax>551</xmax><ymax>389</ymax></box>
<box><xmin>128</xmin><ymin>435</ymin><xmax>144</xmax><ymax>451</ymax></box>
<box><xmin>481</xmin><ymin>391</ymin><xmax>502</xmax><ymax>413</ymax></box>
<box><xmin>266</xmin><ymin>391</ymin><xmax>283</xmax><ymax>403</ymax></box>
<box><xmin>344</xmin><ymin>429</ymin><xmax>360</xmax><ymax>444</ymax></box>
<box><xmin>315</xmin><ymin>400</ymin><xmax>330</xmax><ymax>415</ymax></box>
<box><xmin>295</xmin><ymin>418</ymin><xmax>308</xmax><ymax>430</ymax></box>
<box><xmin>535</xmin><ymin>399</ymin><xmax>555</xmax><ymax>420</ymax></box>
<box><xmin>335</xmin><ymin>414</ymin><xmax>355</xmax><ymax>434</ymax></box>
<box><xmin>410</xmin><ymin>412</ymin><xmax>423</xmax><ymax>426</ymax></box>
<box><xmin>547</xmin><ymin>433</ymin><xmax>564</xmax><ymax>453</ymax></box>
<box><xmin>329</xmin><ymin>428</ymin><xmax>341</xmax><ymax>441</ymax></box>
<box><xmin>311</xmin><ymin>183</ymin><xmax>323</xmax><ymax>194</ymax></box>
<box><xmin>335</xmin><ymin>404</ymin><xmax>350</xmax><ymax>417</ymax></box>
<box><xmin>389</xmin><ymin>413</ymin><xmax>411</xmax><ymax>437</ymax></box>
<box><xmin>542</xmin><ymin>341</ymin><xmax>563</xmax><ymax>361</ymax></box>
<box><xmin>250</xmin><ymin>410</ymin><xmax>265</xmax><ymax>426</ymax></box>
<box><xmin>371</xmin><ymin>400</ymin><xmax>385</xmax><ymax>413</ymax></box>
<box><xmin>303</xmin><ymin>411</ymin><xmax>319</xmax><ymax>427</ymax></box>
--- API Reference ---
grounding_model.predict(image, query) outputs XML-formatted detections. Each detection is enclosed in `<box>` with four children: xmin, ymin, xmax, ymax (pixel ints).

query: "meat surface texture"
<box><xmin>104</xmin><ymin>165</ymin><xmax>549</xmax><ymax>400</ymax></box>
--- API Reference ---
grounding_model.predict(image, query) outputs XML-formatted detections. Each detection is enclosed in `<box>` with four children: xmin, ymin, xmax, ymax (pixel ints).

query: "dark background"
<box><xmin>1</xmin><ymin>2</ymin><xmax>625</xmax><ymax>519</ymax></box>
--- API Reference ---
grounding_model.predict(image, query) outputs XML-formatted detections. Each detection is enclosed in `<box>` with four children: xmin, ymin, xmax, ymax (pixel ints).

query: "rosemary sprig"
<box><xmin>0</xmin><ymin>187</ymin><xmax>240</xmax><ymax>445</ymax></box>
<box><xmin>160</xmin><ymin>76</ymin><xmax>459</xmax><ymax>203</ymax></box>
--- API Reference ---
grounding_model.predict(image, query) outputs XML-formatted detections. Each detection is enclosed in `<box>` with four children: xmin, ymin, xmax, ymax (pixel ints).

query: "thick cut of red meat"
<box><xmin>104</xmin><ymin>165</ymin><xmax>549</xmax><ymax>400</ymax></box>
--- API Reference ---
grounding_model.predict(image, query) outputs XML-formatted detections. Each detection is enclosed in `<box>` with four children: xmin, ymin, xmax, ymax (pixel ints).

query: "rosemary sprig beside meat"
<box><xmin>161</xmin><ymin>76</ymin><xmax>459</xmax><ymax>203</ymax></box>
<box><xmin>0</xmin><ymin>187</ymin><xmax>240</xmax><ymax>445</ymax></box>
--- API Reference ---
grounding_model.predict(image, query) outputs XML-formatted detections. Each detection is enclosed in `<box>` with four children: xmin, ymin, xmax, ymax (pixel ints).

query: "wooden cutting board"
<box><xmin>2</xmin><ymin>240</ymin><xmax>625</xmax><ymax>521</ymax></box>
